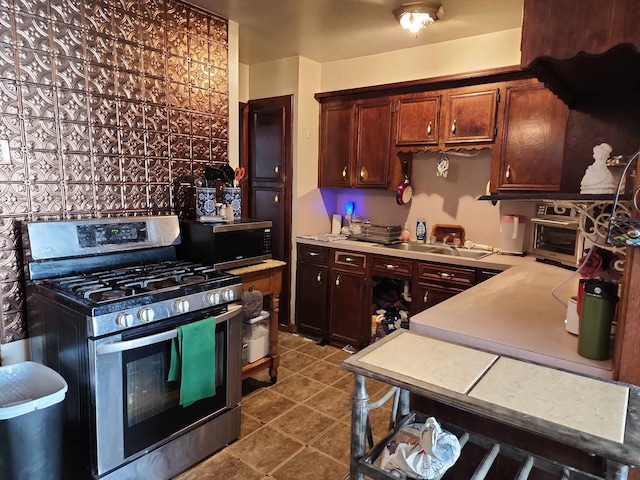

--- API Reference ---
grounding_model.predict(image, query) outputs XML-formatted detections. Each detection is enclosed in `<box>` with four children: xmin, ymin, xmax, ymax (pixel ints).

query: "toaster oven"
<box><xmin>531</xmin><ymin>204</ymin><xmax>584</xmax><ymax>268</ymax></box>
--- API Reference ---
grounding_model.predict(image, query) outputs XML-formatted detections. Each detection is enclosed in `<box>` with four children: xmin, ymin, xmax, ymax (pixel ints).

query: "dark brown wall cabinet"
<box><xmin>395</xmin><ymin>94</ymin><xmax>441</xmax><ymax>146</ymax></box>
<box><xmin>521</xmin><ymin>0</ymin><xmax>640</xmax><ymax>107</ymax></box>
<box><xmin>394</xmin><ymin>86</ymin><xmax>500</xmax><ymax>150</ymax></box>
<box><xmin>318</xmin><ymin>98</ymin><xmax>392</xmax><ymax>188</ymax></box>
<box><xmin>442</xmin><ymin>88</ymin><xmax>500</xmax><ymax>145</ymax></box>
<box><xmin>491</xmin><ymin>81</ymin><xmax>569</xmax><ymax>192</ymax></box>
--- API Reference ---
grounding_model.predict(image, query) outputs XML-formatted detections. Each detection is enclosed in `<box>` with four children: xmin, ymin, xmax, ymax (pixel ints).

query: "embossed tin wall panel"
<box><xmin>0</xmin><ymin>0</ymin><xmax>229</xmax><ymax>342</ymax></box>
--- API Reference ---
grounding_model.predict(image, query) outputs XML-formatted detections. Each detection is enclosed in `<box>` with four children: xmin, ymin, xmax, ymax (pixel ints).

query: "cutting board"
<box><xmin>468</xmin><ymin>357</ymin><xmax>629</xmax><ymax>443</ymax></box>
<box><xmin>358</xmin><ymin>333</ymin><xmax>498</xmax><ymax>394</ymax></box>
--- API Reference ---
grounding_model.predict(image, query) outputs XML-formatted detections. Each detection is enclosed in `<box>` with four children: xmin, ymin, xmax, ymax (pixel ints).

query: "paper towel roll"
<box><xmin>331</xmin><ymin>214</ymin><xmax>342</xmax><ymax>234</ymax></box>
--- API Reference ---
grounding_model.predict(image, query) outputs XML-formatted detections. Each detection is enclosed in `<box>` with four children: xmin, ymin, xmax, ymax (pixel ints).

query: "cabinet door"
<box><xmin>395</xmin><ymin>95</ymin><xmax>440</xmax><ymax>146</ymax></box>
<box><xmin>412</xmin><ymin>282</ymin><xmax>464</xmax><ymax>314</ymax></box>
<box><xmin>329</xmin><ymin>269</ymin><xmax>367</xmax><ymax>348</ymax></box>
<box><xmin>495</xmin><ymin>84</ymin><xmax>568</xmax><ymax>191</ymax></box>
<box><xmin>252</xmin><ymin>184</ymin><xmax>287</xmax><ymax>261</ymax></box>
<box><xmin>250</xmin><ymin>98</ymin><xmax>291</xmax><ymax>183</ymax></box>
<box><xmin>296</xmin><ymin>262</ymin><xmax>329</xmax><ymax>338</ymax></box>
<box><xmin>354</xmin><ymin>97</ymin><xmax>392</xmax><ymax>187</ymax></box>
<box><xmin>443</xmin><ymin>88</ymin><xmax>499</xmax><ymax>145</ymax></box>
<box><xmin>319</xmin><ymin>101</ymin><xmax>354</xmax><ymax>187</ymax></box>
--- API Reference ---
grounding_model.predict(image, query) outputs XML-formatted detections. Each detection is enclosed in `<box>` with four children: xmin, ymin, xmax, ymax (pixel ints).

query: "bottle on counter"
<box><xmin>416</xmin><ymin>218</ymin><xmax>427</xmax><ymax>243</ymax></box>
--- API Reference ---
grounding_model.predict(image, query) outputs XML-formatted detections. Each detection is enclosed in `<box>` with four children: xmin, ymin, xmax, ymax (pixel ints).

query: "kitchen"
<box><xmin>1</xmin><ymin>0</ymin><xmax>640</xmax><ymax>479</ymax></box>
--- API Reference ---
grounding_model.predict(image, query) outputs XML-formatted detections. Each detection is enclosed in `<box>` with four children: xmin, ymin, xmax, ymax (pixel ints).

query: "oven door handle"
<box><xmin>530</xmin><ymin>218</ymin><xmax>578</xmax><ymax>228</ymax></box>
<box><xmin>96</xmin><ymin>304</ymin><xmax>242</xmax><ymax>355</ymax></box>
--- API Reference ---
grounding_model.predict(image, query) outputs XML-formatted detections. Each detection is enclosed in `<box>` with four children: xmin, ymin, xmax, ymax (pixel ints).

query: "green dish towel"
<box><xmin>168</xmin><ymin>316</ymin><xmax>216</xmax><ymax>407</ymax></box>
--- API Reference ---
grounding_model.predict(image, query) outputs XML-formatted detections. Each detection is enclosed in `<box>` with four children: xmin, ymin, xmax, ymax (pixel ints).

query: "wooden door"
<box><xmin>329</xmin><ymin>268</ymin><xmax>367</xmax><ymax>348</ymax></box>
<box><xmin>319</xmin><ymin>101</ymin><xmax>354</xmax><ymax>187</ymax></box>
<box><xmin>494</xmin><ymin>84</ymin><xmax>568</xmax><ymax>191</ymax></box>
<box><xmin>395</xmin><ymin>94</ymin><xmax>440</xmax><ymax>146</ymax></box>
<box><xmin>248</xmin><ymin>95</ymin><xmax>292</xmax><ymax>329</ymax></box>
<box><xmin>443</xmin><ymin>88</ymin><xmax>499</xmax><ymax>145</ymax></box>
<box><xmin>295</xmin><ymin>262</ymin><xmax>329</xmax><ymax>338</ymax></box>
<box><xmin>354</xmin><ymin>97</ymin><xmax>392</xmax><ymax>187</ymax></box>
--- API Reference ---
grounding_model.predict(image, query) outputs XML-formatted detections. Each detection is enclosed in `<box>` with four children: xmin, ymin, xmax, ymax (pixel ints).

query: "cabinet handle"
<box><xmin>505</xmin><ymin>164</ymin><xmax>512</xmax><ymax>182</ymax></box>
<box><xmin>335</xmin><ymin>275</ymin><xmax>340</xmax><ymax>286</ymax></box>
<box><xmin>308</xmin><ymin>252</ymin><xmax>319</xmax><ymax>257</ymax></box>
<box><xmin>385</xmin><ymin>264</ymin><xmax>397</xmax><ymax>270</ymax></box>
<box><xmin>274</xmin><ymin>193</ymin><xmax>279</xmax><ymax>204</ymax></box>
<box><xmin>274</xmin><ymin>164</ymin><xmax>280</xmax><ymax>175</ymax></box>
<box><xmin>360</xmin><ymin>167</ymin><xmax>366</xmax><ymax>180</ymax></box>
<box><xmin>440</xmin><ymin>272</ymin><xmax>454</xmax><ymax>279</ymax></box>
<box><xmin>423</xmin><ymin>291</ymin><xmax>429</xmax><ymax>303</ymax></box>
<box><xmin>342</xmin><ymin>166</ymin><xmax>347</xmax><ymax>179</ymax></box>
<box><xmin>344</xmin><ymin>257</ymin><xmax>354</xmax><ymax>262</ymax></box>
<box><xmin>451</xmin><ymin>119</ymin><xmax>456</xmax><ymax>135</ymax></box>
<box><xmin>316</xmin><ymin>271</ymin><xmax>322</xmax><ymax>282</ymax></box>
<box><xmin>427</xmin><ymin>120</ymin><xmax>432</xmax><ymax>136</ymax></box>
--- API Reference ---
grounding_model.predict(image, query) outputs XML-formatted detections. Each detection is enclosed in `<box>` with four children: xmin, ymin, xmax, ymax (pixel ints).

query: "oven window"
<box><xmin>126</xmin><ymin>351</ymin><xmax>179</xmax><ymax>426</ymax></box>
<box><xmin>122</xmin><ymin>323</ymin><xmax>227</xmax><ymax>458</ymax></box>
<box><xmin>535</xmin><ymin>225</ymin><xmax>577</xmax><ymax>256</ymax></box>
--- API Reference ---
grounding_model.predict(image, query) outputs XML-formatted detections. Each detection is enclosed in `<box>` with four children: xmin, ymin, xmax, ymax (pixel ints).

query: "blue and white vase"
<box><xmin>222</xmin><ymin>187</ymin><xmax>241</xmax><ymax>220</ymax></box>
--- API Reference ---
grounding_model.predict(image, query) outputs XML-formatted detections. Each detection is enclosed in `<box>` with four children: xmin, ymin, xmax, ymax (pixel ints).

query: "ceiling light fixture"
<box><xmin>393</xmin><ymin>2</ymin><xmax>445</xmax><ymax>35</ymax></box>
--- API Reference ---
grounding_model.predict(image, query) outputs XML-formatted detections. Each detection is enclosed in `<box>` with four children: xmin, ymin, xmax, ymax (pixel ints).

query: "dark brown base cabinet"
<box><xmin>295</xmin><ymin>244</ymin><xmax>330</xmax><ymax>338</ymax></box>
<box><xmin>295</xmin><ymin>261</ymin><xmax>329</xmax><ymax>338</ymax></box>
<box><xmin>328</xmin><ymin>251</ymin><xmax>369</xmax><ymax>349</ymax></box>
<box><xmin>295</xmin><ymin>244</ymin><xmax>506</xmax><ymax>350</ymax></box>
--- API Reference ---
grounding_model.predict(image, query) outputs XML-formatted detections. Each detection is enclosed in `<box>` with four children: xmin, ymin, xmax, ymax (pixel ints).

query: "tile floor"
<box><xmin>174</xmin><ymin>331</ymin><xmax>393</xmax><ymax>480</ymax></box>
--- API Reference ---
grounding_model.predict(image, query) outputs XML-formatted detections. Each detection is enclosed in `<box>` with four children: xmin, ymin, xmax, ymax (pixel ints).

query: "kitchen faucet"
<box><xmin>442</xmin><ymin>233</ymin><xmax>455</xmax><ymax>245</ymax></box>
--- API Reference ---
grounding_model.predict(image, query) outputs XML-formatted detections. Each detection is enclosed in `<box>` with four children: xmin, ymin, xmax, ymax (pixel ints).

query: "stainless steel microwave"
<box><xmin>531</xmin><ymin>204</ymin><xmax>584</xmax><ymax>268</ymax></box>
<box><xmin>178</xmin><ymin>219</ymin><xmax>272</xmax><ymax>270</ymax></box>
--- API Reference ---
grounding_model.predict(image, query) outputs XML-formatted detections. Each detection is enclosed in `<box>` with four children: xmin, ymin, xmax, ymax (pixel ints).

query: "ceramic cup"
<box><xmin>195</xmin><ymin>187</ymin><xmax>217</xmax><ymax>217</ymax></box>
<box><xmin>222</xmin><ymin>187</ymin><xmax>241</xmax><ymax>220</ymax></box>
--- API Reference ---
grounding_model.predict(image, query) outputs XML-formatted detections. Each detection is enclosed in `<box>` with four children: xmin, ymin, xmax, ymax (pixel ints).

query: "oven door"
<box><xmin>531</xmin><ymin>218</ymin><xmax>582</xmax><ymax>266</ymax></box>
<box><xmin>90</xmin><ymin>303</ymin><xmax>242</xmax><ymax>476</ymax></box>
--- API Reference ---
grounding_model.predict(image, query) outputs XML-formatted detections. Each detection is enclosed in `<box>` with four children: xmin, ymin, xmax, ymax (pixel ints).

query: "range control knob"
<box><xmin>174</xmin><ymin>299</ymin><xmax>190</xmax><ymax>314</ymax></box>
<box><xmin>138</xmin><ymin>307</ymin><xmax>155</xmax><ymax>323</ymax></box>
<box><xmin>222</xmin><ymin>288</ymin><xmax>235</xmax><ymax>302</ymax></box>
<box><xmin>116</xmin><ymin>312</ymin><xmax>134</xmax><ymax>328</ymax></box>
<box><xmin>206</xmin><ymin>292</ymin><xmax>220</xmax><ymax>305</ymax></box>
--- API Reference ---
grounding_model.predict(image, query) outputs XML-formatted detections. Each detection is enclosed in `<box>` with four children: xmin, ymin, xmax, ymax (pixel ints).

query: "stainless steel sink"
<box><xmin>382</xmin><ymin>242</ymin><xmax>492</xmax><ymax>259</ymax></box>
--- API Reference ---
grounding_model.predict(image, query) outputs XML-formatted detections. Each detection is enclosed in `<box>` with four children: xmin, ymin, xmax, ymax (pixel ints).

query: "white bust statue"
<box><xmin>580</xmin><ymin>143</ymin><xmax>617</xmax><ymax>194</ymax></box>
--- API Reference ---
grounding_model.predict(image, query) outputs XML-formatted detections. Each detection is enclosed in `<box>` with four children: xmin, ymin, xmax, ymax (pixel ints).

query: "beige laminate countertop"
<box><xmin>296</xmin><ymin>236</ymin><xmax>614</xmax><ymax>379</ymax></box>
<box><xmin>410</xmin><ymin>260</ymin><xmax>614</xmax><ymax>379</ymax></box>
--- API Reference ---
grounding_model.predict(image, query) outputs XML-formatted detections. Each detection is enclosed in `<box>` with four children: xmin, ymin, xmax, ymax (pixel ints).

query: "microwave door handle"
<box><xmin>531</xmin><ymin>218</ymin><xmax>575</xmax><ymax>227</ymax></box>
<box><xmin>96</xmin><ymin>304</ymin><xmax>242</xmax><ymax>355</ymax></box>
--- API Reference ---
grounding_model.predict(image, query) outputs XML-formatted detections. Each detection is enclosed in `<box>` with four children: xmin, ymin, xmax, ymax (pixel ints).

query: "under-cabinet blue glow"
<box><xmin>345</xmin><ymin>201</ymin><xmax>355</xmax><ymax>215</ymax></box>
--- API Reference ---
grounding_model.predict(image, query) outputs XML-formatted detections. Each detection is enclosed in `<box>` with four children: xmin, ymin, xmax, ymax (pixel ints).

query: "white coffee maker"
<box><xmin>500</xmin><ymin>214</ymin><xmax>526</xmax><ymax>255</ymax></box>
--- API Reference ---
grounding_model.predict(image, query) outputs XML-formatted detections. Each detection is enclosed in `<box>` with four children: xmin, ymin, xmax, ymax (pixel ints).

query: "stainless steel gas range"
<box><xmin>23</xmin><ymin>215</ymin><xmax>243</xmax><ymax>480</ymax></box>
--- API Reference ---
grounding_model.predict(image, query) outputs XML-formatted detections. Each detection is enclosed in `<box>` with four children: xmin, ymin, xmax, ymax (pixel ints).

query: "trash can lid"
<box><xmin>0</xmin><ymin>361</ymin><xmax>68</xmax><ymax>420</ymax></box>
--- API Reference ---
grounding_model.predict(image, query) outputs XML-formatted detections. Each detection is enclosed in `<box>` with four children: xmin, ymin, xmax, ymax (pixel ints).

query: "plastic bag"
<box><xmin>242</xmin><ymin>288</ymin><xmax>263</xmax><ymax>320</ymax></box>
<box><xmin>380</xmin><ymin>417</ymin><xmax>460</xmax><ymax>479</ymax></box>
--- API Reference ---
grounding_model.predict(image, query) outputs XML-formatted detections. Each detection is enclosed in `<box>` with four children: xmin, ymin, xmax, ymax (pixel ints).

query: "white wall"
<box><xmin>321</xmin><ymin>28</ymin><xmax>522</xmax><ymax>91</ymax></box>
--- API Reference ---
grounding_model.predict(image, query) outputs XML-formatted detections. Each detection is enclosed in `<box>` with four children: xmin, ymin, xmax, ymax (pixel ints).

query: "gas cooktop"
<box><xmin>34</xmin><ymin>260</ymin><xmax>241</xmax><ymax>316</ymax></box>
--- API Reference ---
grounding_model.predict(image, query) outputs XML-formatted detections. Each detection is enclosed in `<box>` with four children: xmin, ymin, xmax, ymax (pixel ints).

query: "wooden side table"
<box><xmin>227</xmin><ymin>259</ymin><xmax>285</xmax><ymax>383</ymax></box>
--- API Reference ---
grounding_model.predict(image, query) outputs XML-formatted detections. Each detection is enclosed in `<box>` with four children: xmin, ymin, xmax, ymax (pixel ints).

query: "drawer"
<box><xmin>416</xmin><ymin>262</ymin><xmax>475</xmax><ymax>288</ymax></box>
<box><xmin>298</xmin><ymin>244</ymin><xmax>329</xmax><ymax>264</ymax></box>
<box><xmin>371</xmin><ymin>255</ymin><xmax>413</xmax><ymax>279</ymax></box>
<box><xmin>333</xmin><ymin>250</ymin><xmax>367</xmax><ymax>271</ymax></box>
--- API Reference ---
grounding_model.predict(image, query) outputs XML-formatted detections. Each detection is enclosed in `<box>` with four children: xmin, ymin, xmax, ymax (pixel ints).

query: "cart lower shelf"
<box><xmin>360</xmin><ymin>411</ymin><xmax>619</xmax><ymax>480</ymax></box>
